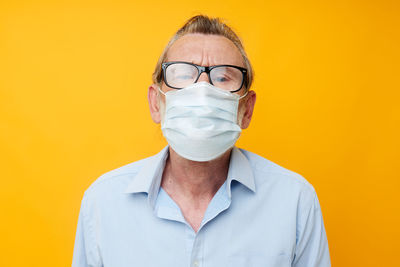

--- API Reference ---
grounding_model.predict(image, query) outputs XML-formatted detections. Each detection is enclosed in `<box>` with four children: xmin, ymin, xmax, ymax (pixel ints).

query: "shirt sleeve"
<box><xmin>72</xmin><ymin>193</ymin><xmax>102</xmax><ymax>267</ymax></box>
<box><xmin>292</xmin><ymin>191</ymin><xmax>331</xmax><ymax>267</ymax></box>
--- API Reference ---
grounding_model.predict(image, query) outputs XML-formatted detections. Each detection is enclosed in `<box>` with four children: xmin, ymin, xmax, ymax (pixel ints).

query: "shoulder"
<box><xmin>239</xmin><ymin>148</ymin><xmax>317</xmax><ymax>200</ymax></box>
<box><xmin>82</xmin><ymin>156</ymin><xmax>151</xmax><ymax>200</ymax></box>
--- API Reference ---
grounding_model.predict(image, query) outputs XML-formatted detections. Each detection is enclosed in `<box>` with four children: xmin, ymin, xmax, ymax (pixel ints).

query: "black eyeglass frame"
<box><xmin>161</xmin><ymin>61</ymin><xmax>248</xmax><ymax>93</ymax></box>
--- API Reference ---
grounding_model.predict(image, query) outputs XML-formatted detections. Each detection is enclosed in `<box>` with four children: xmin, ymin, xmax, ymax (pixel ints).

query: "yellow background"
<box><xmin>1</xmin><ymin>0</ymin><xmax>399</xmax><ymax>266</ymax></box>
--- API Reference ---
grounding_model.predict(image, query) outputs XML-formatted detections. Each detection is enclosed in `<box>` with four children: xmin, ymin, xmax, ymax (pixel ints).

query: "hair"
<box><xmin>152</xmin><ymin>15</ymin><xmax>254</xmax><ymax>91</ymax></box>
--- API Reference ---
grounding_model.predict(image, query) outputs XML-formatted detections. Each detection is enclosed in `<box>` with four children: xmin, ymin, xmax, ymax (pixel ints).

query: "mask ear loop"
<box><xmin>239</xmin><ymin>89</ymin><xmax>249</xmax><ymax>100</ymax></box>
<box><xmin>158</xmin><ymin>86</ymin><xmax>166</xmax><ymax>96</ymax></box>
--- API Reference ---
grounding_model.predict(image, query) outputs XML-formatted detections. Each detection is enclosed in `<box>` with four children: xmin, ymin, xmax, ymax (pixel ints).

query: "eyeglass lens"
<box><xmin>165</xmin><ymin>63</ymin><xmax>243</xmax><ymax>91</ymax></box>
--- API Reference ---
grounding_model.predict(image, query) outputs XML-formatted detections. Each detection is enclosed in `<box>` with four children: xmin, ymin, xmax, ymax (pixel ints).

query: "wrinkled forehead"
<box><xmin>166</xmin><ymin>33</ymin><xmax>245</xmax><ymax>67</ymax></box>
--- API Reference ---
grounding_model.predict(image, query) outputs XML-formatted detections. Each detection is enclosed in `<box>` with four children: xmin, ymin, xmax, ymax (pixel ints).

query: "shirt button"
<box><xmin>193</xmin><ymin>260</ymin><xmax>199</xmax><ymax>267</ymax></box>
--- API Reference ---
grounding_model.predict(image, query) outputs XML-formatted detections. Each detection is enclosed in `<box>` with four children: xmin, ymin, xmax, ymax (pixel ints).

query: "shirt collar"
<box><xmin>123</xmin><ymin>146</ymin><xmax>169</xmax><ymax>207</ymax></box>
<box><xmin>124</xmin><ymin>146</ymin><xmax>256</xmax><ymax>204</ymax></box>
<box><xmin>226</xmin><ymin>146</ymin><xmax>256</xmax><ymax>197</ymax></box>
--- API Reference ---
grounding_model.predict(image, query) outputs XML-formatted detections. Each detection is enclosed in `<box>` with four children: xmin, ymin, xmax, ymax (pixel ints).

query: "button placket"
<box><xmin>190</xmin><ymin>231</ymin><xmax>204</xmax><ymax>267</ymax></box>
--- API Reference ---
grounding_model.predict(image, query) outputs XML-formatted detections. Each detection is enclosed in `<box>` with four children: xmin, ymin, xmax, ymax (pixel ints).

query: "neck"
<box><xmin>161</xmin><ymin>147</ymin><xmax>232</xmax><ymax>200</ymax></box>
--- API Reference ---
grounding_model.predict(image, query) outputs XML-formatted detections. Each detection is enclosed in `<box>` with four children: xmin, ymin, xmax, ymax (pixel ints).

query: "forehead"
<box><xmin>166</xmin><ymin>33</ymin><xmax>244</xmax><ymax>67</ymax></box>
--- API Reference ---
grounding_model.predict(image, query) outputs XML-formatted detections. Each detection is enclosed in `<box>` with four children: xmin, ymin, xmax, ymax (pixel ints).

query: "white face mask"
<box><xmin>159</xmin><ymin>82</ymin><xmax>247</xmax><ymax>162</ymax></box>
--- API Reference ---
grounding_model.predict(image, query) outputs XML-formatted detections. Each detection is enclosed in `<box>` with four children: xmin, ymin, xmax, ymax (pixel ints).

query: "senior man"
<box><xmin>72</xmin><ymin>15</ymin><xmax>330</xmax><ymax>267</ymax></box>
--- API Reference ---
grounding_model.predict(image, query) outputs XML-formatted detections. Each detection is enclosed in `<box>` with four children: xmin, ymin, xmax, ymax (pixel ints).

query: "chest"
<box><xmin>96</xmin><ymin>190</ymin><xmax>297</xmax><ymax>267</ymax></box>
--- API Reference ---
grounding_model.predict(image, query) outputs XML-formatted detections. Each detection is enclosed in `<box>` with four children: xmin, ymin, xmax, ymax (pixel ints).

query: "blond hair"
<box><xmin>152</xmin><ymin>15</ymin><xmax>254</xmax><ymax>90</ymax></box>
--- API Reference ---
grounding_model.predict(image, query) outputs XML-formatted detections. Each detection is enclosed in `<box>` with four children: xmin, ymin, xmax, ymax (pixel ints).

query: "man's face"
<box><xmin>149</xmin><ymin>33</ymin><xmax>256</xmax><ymax>129</ymax></box>
<box><xmin>161</xmin><ymin>33</ymin><xmax>247</xmax><ymax>97</ymax></box>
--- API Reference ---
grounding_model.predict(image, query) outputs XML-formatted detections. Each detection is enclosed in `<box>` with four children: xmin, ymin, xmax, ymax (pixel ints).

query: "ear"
<box><xmin>239</xmin><ymin>90</ymin><xmax>256</xmax><ymax>129</ymax></box>
<box><xmin>148</xmin><ymin>84</ymin><xmax>163</xmax><ymax>124</ymax></box>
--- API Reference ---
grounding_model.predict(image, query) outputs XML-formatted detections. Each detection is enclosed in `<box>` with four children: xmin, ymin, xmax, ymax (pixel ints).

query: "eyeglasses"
<box><xmin>162</xmin><ymin>61</ymin><xmax>247</xmax><ymax>93</ymax></box>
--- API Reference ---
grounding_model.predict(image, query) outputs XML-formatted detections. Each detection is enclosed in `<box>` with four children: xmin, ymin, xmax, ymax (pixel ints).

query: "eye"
<box><xmin>175</xmin><ymin>74</ymin><xmax>194</xmax><ymax>80</ymax></box>
<box><xmin>213</xmin><ymin>75</ymin><xmax>231</xmax><ymax>83</ymax></box>
<box><xmin>167</xmin><ymin>63</ymin><xmax>197</xmax><ymax>81</ymax></box>
<box><xmin>211</xmin><ymin>66</ymin><xmax>241</xmax><ymax>85</ymax></box>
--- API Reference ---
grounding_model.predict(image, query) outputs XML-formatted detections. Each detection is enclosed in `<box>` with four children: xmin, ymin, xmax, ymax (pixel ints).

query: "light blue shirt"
<box><xmin>72</xmin><ymin>146</ymin><xmax>330</xmax><ymax>267</ymax></box>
